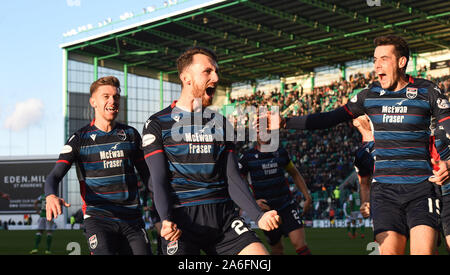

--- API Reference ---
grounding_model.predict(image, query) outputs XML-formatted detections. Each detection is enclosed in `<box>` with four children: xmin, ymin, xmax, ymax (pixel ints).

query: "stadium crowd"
<box><xmin>228</xmin><ymin>69</ymin><xmax>450</xmax><ymax>221</ymax></box>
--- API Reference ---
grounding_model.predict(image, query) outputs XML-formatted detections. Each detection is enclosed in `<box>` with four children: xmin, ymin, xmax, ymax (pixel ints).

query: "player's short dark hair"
<box><xmin>373</xmin><ymin>35</ymin><xmax>410</xmax><ymax>71</ymax></box>
<box><xmin>176</xmin><ymin>46</ymin><xmax>218</xmax><ymax>76</ymax></box>
<box><xmin>90</xmin><ymin>76</ymin><xmax>121</xmax><ymax>96</ymax></box>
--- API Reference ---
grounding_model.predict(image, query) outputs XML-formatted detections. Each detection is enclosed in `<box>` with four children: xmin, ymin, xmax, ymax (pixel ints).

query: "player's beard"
<box><xmin>192</xmin><ymin>82</ymin><xmax>214</xmax><ymax>108</ymax></box>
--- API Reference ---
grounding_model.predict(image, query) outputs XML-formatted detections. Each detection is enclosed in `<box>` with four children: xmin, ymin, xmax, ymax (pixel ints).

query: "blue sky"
<box><xmin>0</xmin><ymin>0</ymin><xmax>208</xmax><ymax>157</ymax></box>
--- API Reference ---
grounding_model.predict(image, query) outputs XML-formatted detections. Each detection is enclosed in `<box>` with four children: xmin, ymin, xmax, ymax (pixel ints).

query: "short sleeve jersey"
<box><xmin>142</xmin><ymin>101</ymin><xmax>235</xmax><ymax>207</ymax></box>
<box><xmin>57</xmin><ymin>121</ymin><xmax>145</xmax><ymax>221</ymax></box>
<box><xmin>239</xmin><ymin>147</ymin><xmax>293</xmax><ymax>210</ymax></box>
<box><xmin>345</xmin><ymin>76</ymin><xmax>450</xmax><ymax>184</ymax></box>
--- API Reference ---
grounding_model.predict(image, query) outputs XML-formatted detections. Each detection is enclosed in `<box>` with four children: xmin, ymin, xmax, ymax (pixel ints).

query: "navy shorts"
<box><xmin>83</xmin><ymin>216</ymin><xmax>152</xmax><ymax>255</ymax></box>
<box><xmin>161</xmin><ymin>201</ymin><xmax>261</xmax><ymax>255</ymax></box>
<box><xmin>263</xmin><ymin>202</ymin><xmax>304</xmax><ymax>246</ymax></box>
<box><xmin>370</xmin><ymin>182</ymin><xmax>440</xmax><ymax>238</ymax></box>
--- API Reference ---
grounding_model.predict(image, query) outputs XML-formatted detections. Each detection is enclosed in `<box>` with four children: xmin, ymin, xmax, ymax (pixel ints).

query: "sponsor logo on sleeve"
<box><xmin>142</xmin><ymin>134</ymin><xmax>156</xmax><ymax>147</ymax></box>
<box><xmin>437</xmin><ymin>98</ymin><xmax>450</xmax><ymax>109</ymax></box>
<box><xmin>60</xmin><ymin>145</ymin><xmax>72</xmax><ymax>154</ymax></box>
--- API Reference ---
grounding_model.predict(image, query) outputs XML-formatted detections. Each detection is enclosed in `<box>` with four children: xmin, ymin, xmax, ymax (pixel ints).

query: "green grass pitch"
<box><xmin>0</xmin><ymin>228</ymin><xmax>447</xmax><ymax>255</ymax></box>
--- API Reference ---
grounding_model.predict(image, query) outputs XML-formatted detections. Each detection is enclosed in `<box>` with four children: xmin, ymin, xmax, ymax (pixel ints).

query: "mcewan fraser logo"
<box><xmin>381</xmin><ymin>105</ymin><xmax>408</xmax><ymax>124</ymax></box>
<box><xmin>99</xmin><ymin>145</ymin><xmax>124</xmax><ymax>169</ymax></box>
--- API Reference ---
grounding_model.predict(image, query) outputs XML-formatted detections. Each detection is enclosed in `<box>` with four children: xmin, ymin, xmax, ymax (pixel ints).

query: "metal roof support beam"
<box><xmin>242</xmin><ymin>1</ymin><xmax>369</xmax><ymax>44</ymax></box>
<box><xmin>245</xmin><ymin>0</ymin><xmax>449</xmax><ymax>51</ymax></box>
<box><xmin>144</xmin><ymin>28</ymin><xmax>300</xmax><ymax>76</ymax></box>
<box><xmin>94</xmin><ymin>56</ymin><xmax>98</xmax><ymax>80</ymax></box>
<box><xmin>298</xmin><ymin>0</ymin><xmax>450</xmax><ymax>49</ymax></box>
<box><xmin>121</xmin><ymin>36</ymin><xmax>261</xmax><ymax>82</ymax></box>
<box><xmin>174</xmin><ymin>20</ymin><xmax>331</xmax><ymax>67</ymax></box>
<box><xmin>208</xmin><ymin>10</ymin><xmax>369</xmax><ymax>61</ymax></box>
<box><xmin>160</xmin><ymin>71</ymin><xmax>164</xmax><ymax>110</ymax></box>
<box><xmin>383</xmin><ymin>0</ymin><xmax>450</xmax><ymax>27</ymax></box>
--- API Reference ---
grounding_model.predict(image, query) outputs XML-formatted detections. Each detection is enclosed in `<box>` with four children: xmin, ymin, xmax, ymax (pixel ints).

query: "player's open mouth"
<box><xmin>206</xmin><ymin>87</ymin><xmax>216</xmax><ymax>97</ymax></box>
<box><xmin>378</xmin><ymin>73</ymin><xmax>386</xmax><ymax>81</ymax></box>
<box><xmin>106</xmin><ymin>106</ymin><xmax>118</xmax><ymax>113</ymax></box>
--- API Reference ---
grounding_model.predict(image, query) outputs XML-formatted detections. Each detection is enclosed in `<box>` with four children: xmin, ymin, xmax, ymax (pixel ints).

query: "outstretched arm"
<box><xmin>284</xmin><ymin>106</ymin><xmax>354</xmax><ymax>130</ymax></box>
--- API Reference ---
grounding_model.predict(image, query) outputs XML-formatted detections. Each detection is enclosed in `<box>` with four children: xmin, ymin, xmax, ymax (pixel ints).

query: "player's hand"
<box><xmin>256</xmin><ymin>111</ymin><xmax>283</xmax><ymax>134</ymax></box>
<box><xmin>360</xmin><ymin>202</ymin><xmax>370</xmax><ymax>218</ymax></box>
<box><xmin>257</xmin><ymin>210</ymin><xmax>281</xmax><ymax>231</ymax></box>
<box><xmin>429</xmin><ymin>159</ymin><xmax>450</xmax><ymax>185</ymax></box>
<box><xmin>46</xmin><ymin>194</ymin><xmax>71</xmax><ymax>221</ymax></box>
<box><xmin>256</xmin><ymin>199</ymin><xmax>271</xmax><ymax>211</ymax></box>
<box><xmin>302</xmin><ymin>196</ymin><xmax>313</xmax><ymax>215</ymax></box>
<box><xmin>161</xmin><ymin>220</ymin><xmax>182</xmax><ymax>242</ymax></box>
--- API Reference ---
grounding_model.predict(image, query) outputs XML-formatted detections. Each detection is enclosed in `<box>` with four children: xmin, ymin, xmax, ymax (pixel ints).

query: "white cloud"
<box><xmin>67</xmin><ymin>0</ymin><xmax>81</xmax><ymax>7</ymax></box>
<box><xmin>4</xmin><ymin>98</ymin><xmax>44</xmax><ymax>132</ymax></box>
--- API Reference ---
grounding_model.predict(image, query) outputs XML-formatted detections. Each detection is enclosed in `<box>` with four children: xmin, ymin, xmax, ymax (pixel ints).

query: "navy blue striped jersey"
<box><xmin>142</xmin><ymin>101</ymin><xmax>234</xmax><ymax>207</ymax></box>
<box><xmin>433</xmin><ymin>127</ymin><xmax>450</xmax><ymax>162</ymax></box>
<box><xmin>239</xmin><ymin>147</ymin><xmax>293</xmax><ymax>210</ymax></box>
<box><xmin>354</xmin><ymin>141</ymin><xmax>375</xmax><ymax>177</ymax></box>
<box><xmin>57</xmin><ymin>121</ymin><xmax>146</xmax><ymax>221</ymax></box>
<box><xmin>432</xmin><ymin>126</ymin><xmax>450</xmax><ymax>196</ymax></box>
<box><xmin>345</xmin><ymin>76</ymin><xmax>450</xmax><ymax>184</ymax></box>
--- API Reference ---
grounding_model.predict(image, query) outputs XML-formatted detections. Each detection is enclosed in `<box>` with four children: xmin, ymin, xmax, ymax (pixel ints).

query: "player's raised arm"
<box><xmin>284</xmin><ymin>105</ymin><xmax>355</xmax><ymax>130</ymax></box>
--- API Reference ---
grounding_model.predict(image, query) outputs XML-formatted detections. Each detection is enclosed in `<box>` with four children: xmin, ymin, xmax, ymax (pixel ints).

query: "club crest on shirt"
<box><xmin>89</xmin><ymin>234</ymin><xmax>98</xmax><ymax>250</ymax></box>
<box><xmin>167</xmin><ymin>240</ymin><xmax>178</xmax><ymax>255</ymax></box>
<box><xmin>406</xmin><ymin>87</ymin><xmax>418</xmax><ymax>99</ymax></box>
<box><xmin>117</xmin><ymin>129</ymin><xmax>127</xmax><ymax>141</ymax></box>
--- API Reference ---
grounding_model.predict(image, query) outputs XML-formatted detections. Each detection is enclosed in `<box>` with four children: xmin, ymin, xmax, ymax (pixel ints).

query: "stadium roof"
<box><xmin>61</xmin><ymin>0</ymin><xmax>450</xmax><ymax>85</ymax></box>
